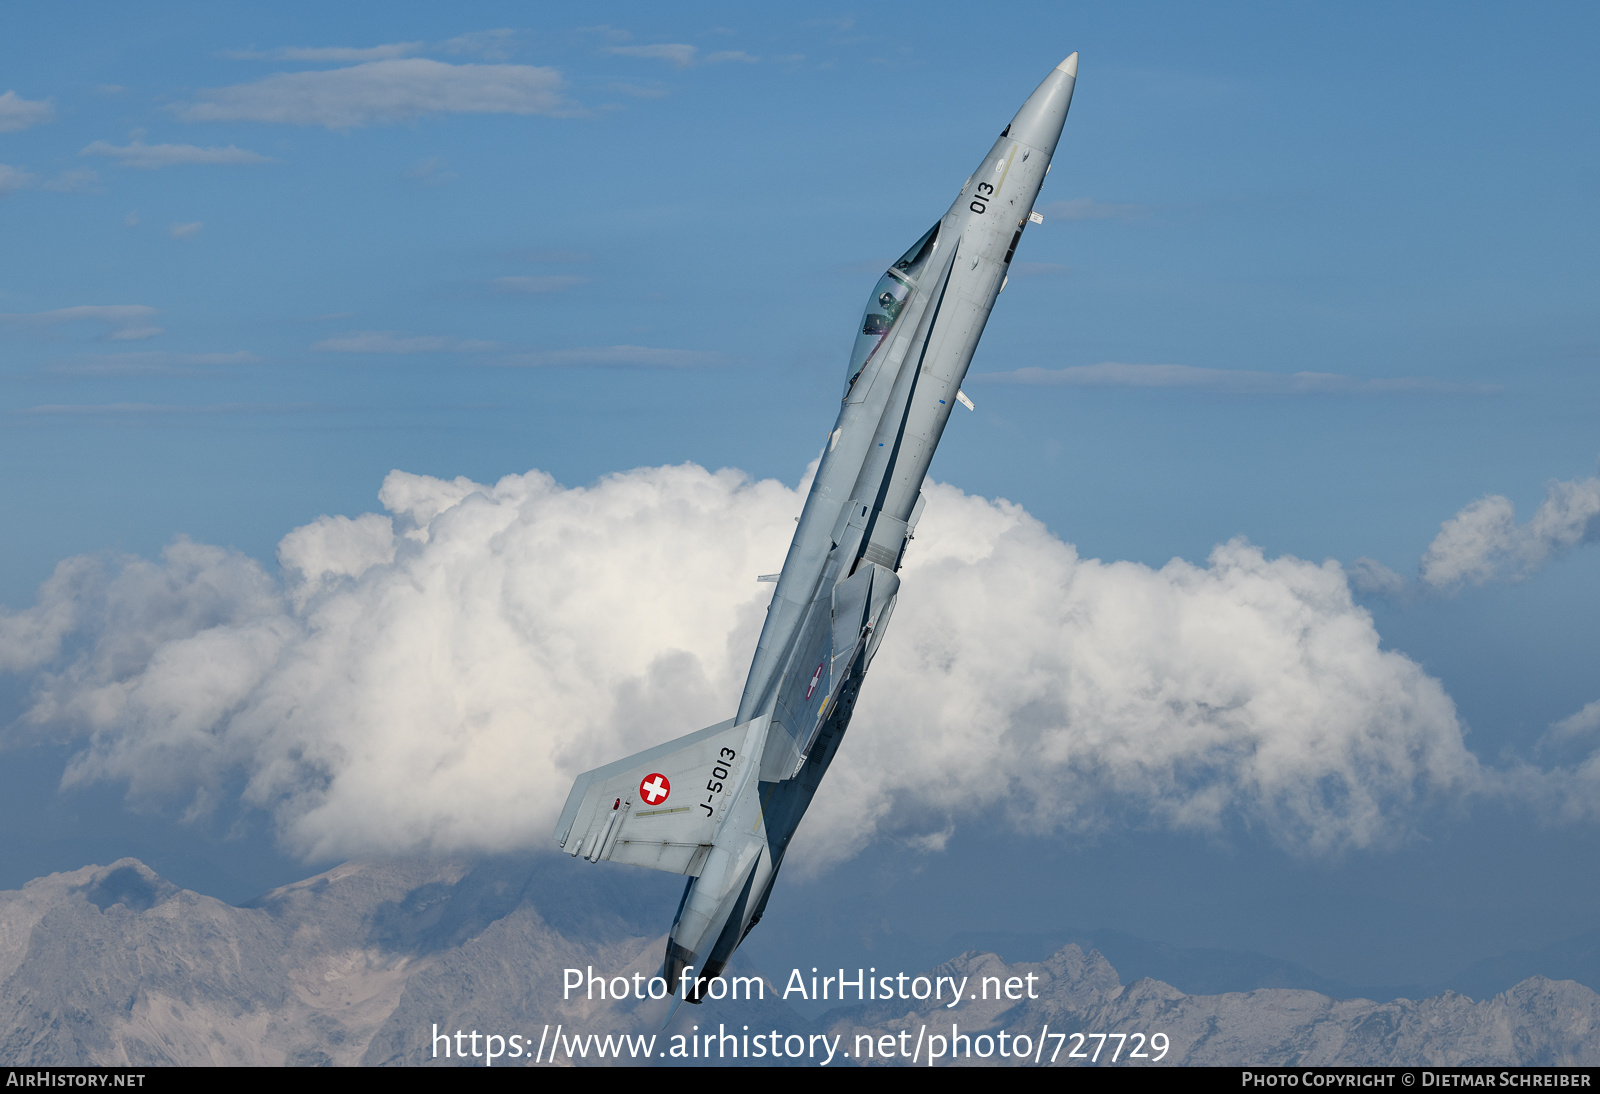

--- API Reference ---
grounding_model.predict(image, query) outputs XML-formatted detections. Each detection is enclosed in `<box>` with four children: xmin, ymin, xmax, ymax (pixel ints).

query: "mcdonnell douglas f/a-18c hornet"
<box><xmin>556</xmin><ymin>53</ymin><xmax>1079</xmax><ymax>1001</ymax></box>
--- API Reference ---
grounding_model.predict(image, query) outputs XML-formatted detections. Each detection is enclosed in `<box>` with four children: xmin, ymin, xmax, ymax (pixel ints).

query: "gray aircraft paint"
<box><xmin>555</xmin><ymin>54</ymin><xmax>1079</xmax><ymax>1000</ymax></box>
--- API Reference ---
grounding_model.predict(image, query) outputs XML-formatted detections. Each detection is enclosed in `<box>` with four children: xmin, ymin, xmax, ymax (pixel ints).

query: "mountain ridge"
<box><xmin>2</xmin><ymin>858</ymin><xmax>1595</xmax><ymax>1066</ymax></box>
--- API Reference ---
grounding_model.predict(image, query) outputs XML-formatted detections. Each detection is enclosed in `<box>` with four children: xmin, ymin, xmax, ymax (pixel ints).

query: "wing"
<box><xmin>553</xmin><ymin>718</ymin><xmax>753</xmax><ymax>876</ymax></box>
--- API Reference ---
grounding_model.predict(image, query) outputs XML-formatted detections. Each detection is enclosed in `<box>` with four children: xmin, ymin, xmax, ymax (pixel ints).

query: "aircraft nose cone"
<box><xmin>1006</xmin><ymin>53</ymin><xmax>1079</xmax><ymax>158</ymax></box>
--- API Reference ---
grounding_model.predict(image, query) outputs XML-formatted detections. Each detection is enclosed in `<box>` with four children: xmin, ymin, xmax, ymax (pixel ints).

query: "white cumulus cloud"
<box><xmin>1</xmin><ymin>465</ymin><xmax>1503</xmax><ymax>865</ymax></box>
<box><xmin>1346</xmin><ymin>556</ymin><xmax>1408</xmax><ymax>598</ymax></box>
<box><xmin>1420</xmin><ymin>475</ymin><xmax>1600</xmax><ymax>589</ymax></box>
<box><xmin>812</xmin><ymin>493</ymin><xmax>1484</xmax><ymax>863</ymax></box>
<box><xmin>175</xmin><ymin>59</ymin><xmax>575</xmax><ymax>129</ymax></box>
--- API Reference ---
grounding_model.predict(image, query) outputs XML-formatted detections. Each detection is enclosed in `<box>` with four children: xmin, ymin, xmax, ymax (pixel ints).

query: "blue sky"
<box><xmin>3</xmin><ymin>2</ymin><xmax>1599</xmax><ymax>994</ymax></box>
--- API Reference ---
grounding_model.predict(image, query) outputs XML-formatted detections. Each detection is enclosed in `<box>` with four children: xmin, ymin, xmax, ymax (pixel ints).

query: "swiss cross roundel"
<box><xmin>639</xmin><ymin>772</ymin><xmax>671</xmax><ymax>805</ymax></box>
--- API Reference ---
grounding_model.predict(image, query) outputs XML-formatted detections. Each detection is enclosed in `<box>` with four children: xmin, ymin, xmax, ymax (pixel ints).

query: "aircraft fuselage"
<box><xmin>555</xmin><ymin>54</ymin><xmax>1080</xmax><ymax>1000</ymax></box>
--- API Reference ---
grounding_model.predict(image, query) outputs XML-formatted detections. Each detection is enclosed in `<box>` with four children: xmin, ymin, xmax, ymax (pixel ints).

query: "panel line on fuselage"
<box><xmin>993</xmin><ymin>144</ymin><xmax>1019</xmax><ymax>200</ymax></box>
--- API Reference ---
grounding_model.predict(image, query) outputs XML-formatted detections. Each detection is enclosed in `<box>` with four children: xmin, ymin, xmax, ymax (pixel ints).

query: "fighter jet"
<box><xmin>555</xmin><ymin>53</ymin><xmax>1079</xmax><ymax>1001</ymax></box>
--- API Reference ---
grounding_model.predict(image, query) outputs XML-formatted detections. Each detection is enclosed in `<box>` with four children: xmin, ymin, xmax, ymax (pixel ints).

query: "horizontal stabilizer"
<box><xmin>553</xmin><ymin>717</ymin><xmax>759</xmax><ymax>876</ymax></box>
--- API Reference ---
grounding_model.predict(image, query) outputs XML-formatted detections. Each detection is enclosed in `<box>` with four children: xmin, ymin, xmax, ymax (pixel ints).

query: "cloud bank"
<box><xmin>0</xmin><ymin>304</ymin><xmax>162</xmax><ymax>341</ymax></box>
<box><xmin>225</xmin><ymin>31</ymin><xmax>515</xmax><ymax>64</ymax></box>
<box><xmin>605</xmin><ymin>44</ymin><xmax>759</xmax><ymax>69</ymax></box>
<box><xmin>976</xmin><ymin>362</ymin><xmax>1494</xmax><ymax>395</ymax></box>
<box><xmin>307</xmin><ymin>333</ymin><xmax>717</xmax><ymax>367</ymax></box>
<box><xmin>0</xmin><ymin>164</ymin><xmax>33</xmax><ymax>196</ymax></box>
<box><xmin>175</xmin><ymin>59</ymin><xmax>574</xmax><ymax>129</ymax></box>
<box><xmin>81</xmin><ymin>139</ymin><xmax>274</xmax><ymax>169</ymax></box>
<box><xmin>312</xmin><ymin>330</ymin><xmax>500</xmax><ymax>354</ymax></box>
<box><xmin>1</xmin><ymin>464</ymin><xmax>1507</xmax><ymax>867</ymax></box>
<box><xmin>1352</xmin><ymin>472</ymin><xmax>1600</xmax><ymax>596</ymax></box>
<box><xmin>1549</xmin><ymin>701</ymin><xmax>1600</xmax><ymax>744</ymax></box>
<box><xmin>0</xmin><ymin>165</ymin><xmax>100</xmax><ymax>197</ymax></box>
<box><xmin>1038</xmin><ymin>197</ymin><xmax>1148</xmax><ymax>221</ymax></box>
<box><xmin>1420</xmin><ymin>476</ymin><xmax>1600</xmax><ymax>589</ymax></box>
<box><xmin>44</xmin><ymin>351</ymin><xmax>260</xmax><ymax>376</ymax></box>
<box><xmin>492</xmin><ymin>345</ymin><xmax>721</xmax><ymax>368</ymax></box>
<box><xmin>224</xmin><ymin>43</ymin><xmax>425</xmax><ymax>63</ymax></box>
<box><xmin>0</xmin><ymin>91</ymin><xmax>54</xmax><ymax>133</ymax></box>
<box><xmin>491</xmin><ymin>275</ymin><xmax>587</xmax><ymax>295</ymax></box>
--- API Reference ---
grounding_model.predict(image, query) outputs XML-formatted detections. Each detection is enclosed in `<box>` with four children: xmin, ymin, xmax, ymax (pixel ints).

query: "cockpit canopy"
<box><xmin>844</xmin><ymin>222</ymin><xmax>940</xmax><ymax>393</ymax></box>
